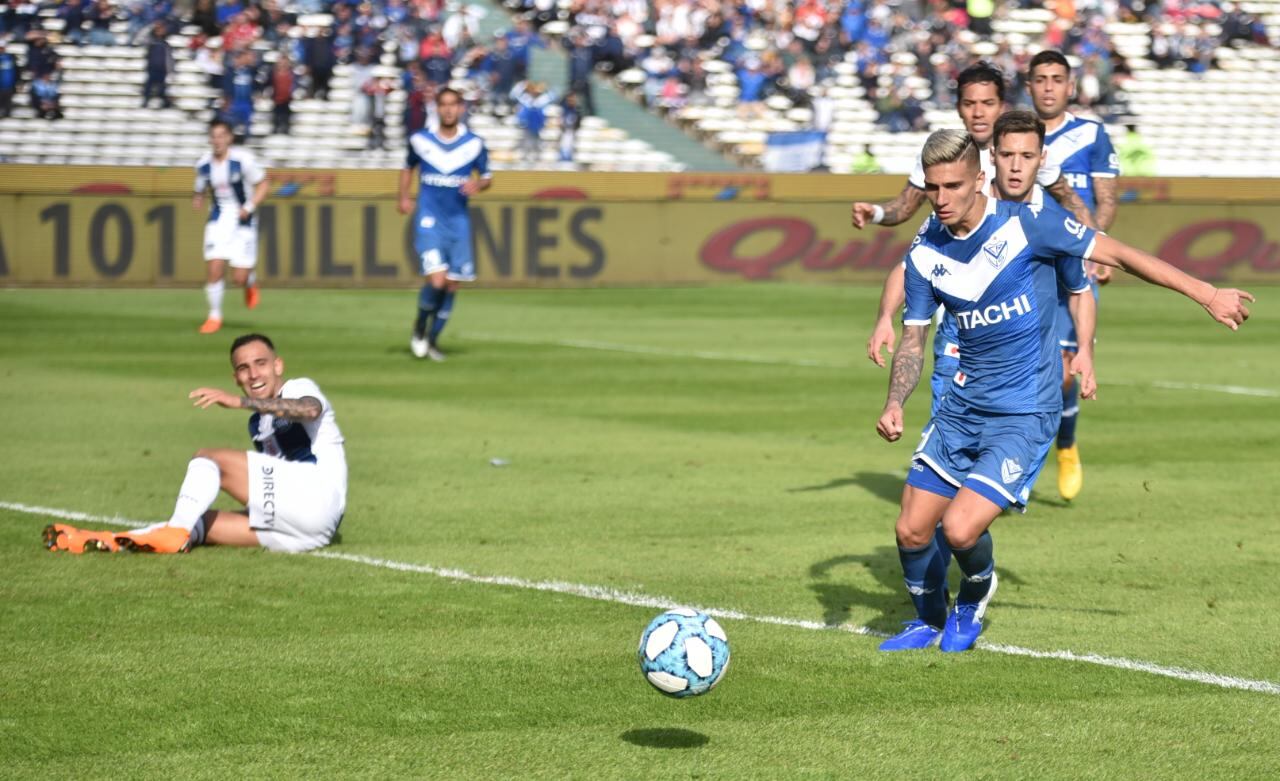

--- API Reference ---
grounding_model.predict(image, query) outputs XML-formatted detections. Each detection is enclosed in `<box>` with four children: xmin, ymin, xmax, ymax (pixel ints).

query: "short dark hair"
<box><xmin>437</xmin><ymin>87</ymin><xmax>463</xmax><ymax>105</ymax></box>
<box><xmin>230</xmin><ymin>333</ymin><xmax>275</xmax><ymax>359</ymax></box>
<box><xmin>1028</xmin><ymin>50</ymin><xmax>1071</xmax><ymax>78</ymax></box>
<box><xmin>955</xmin><ymin>61</ymin><xmax>1006</xmax><ymax>103</ymax></box>
<box><xmin>209</xmin><ymin>118</ymin><xmax>234</xmax><ymax>134</ymax></box>
<box><xmin>992</xmin><ymin>110</ymin><xmax>1045</xmax><ymax>148</ymax></box>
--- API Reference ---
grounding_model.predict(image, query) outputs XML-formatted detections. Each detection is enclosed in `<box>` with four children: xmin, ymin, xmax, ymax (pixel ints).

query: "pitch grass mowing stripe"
<box><xmin>463</xmin><ymin>331</ymin><xmax>1280</xmax><ymax>398</ymax></box>
<box><xmin>10</xmin><ymin>500</ymin><xmax>1280</xmax><ymax>698</ymax></box>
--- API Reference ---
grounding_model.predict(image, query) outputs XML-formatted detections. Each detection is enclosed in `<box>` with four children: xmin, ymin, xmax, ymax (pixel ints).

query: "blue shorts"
<box><xmin>1057</xmin><ymin>279</ymin><xmax>1099</xmax><ymax>354</ymax></box>
<box><xmin>929</xmin><ymin>349</ymin><xmax>960</xmax><ymax>417</ymax></box>
<box><xmin>414</xmin><ymin>214</ymin><xmax>475</xmax><ymax>282</ymax></box>
<box><xmin>907</xmin><ymin>398</ymin><xmax>1059</xmax><ymax>511</ymax></box>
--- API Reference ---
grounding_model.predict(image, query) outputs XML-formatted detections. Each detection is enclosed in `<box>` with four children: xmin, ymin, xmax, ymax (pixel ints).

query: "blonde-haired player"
<box><xmin>193</xmin><ymin>118</ymin><xmax>268</xmax><ymax>334</ymax></box>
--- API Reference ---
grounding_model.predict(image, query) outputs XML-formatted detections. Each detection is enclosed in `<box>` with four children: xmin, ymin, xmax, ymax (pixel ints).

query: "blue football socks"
<box><xmin>1058</xmin><ymin>377</ymin><xmax>1079</xmax><ymax>449</ymax></box>
<box><xmin>950</xmin><ymin>531</ymin><xmax>995</xmax><ymax>606</ymax></box>
<box><xmin>898</xmin><ymin>537</ymin><xmax>949</xmax><ymax>628</ymax></box>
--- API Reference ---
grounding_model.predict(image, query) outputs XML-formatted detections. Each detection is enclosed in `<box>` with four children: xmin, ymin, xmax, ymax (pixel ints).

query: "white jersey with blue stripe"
<box><xmin>406</xmin><ymin>124</ymin><xmax>491</xmax><ymax>226</ymax></box>
<box><xmin>1043</xmin><ymin>113</ymin><xmax>1119</xmax><ymax>212</ymax></box>
<box><xmin>194</xmin><ymin>148</ymin><xmax>265</xmax><ymax>223</ymax></box>
<box><xmin>903</xmin><ymin>196</ymin><xmax>1094</xmax><ymax>414</ymax></box>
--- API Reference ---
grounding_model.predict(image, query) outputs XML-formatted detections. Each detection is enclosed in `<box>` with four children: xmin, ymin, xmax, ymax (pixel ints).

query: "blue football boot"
<box><xmin>940</xmin><ymin>572</ymin><xmax>998</xmax><ymax>653</ymax></box>
<box><xmin>878</xmin><ymin>620</ymin><xmax>942</xmax><ymax>651</ymax></box>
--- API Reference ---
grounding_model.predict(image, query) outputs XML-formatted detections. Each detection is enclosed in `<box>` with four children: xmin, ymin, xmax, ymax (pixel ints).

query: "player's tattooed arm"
<box><xmin>189</xmin><ymin>388</ymin><xmax>322</xmax><ymax>420</ymax></box>
<box><xmin>851</xmin><ymin>183</ymin><xmax>926</xmax><ymax>229</ymax></box>
<box><xmin>1092</xmin><ymin>176</ymin><xmax>1118</xmax><ymax>232</ymax></box>
<box><xmin>877</xmin><ymin>324</ymin><xmax>927</xmax><ymax>442</ymax></box>
<box><xmin>240</xmin><ymin>395</ymin><xmax>323</xmax><ymax>421</ymax></box>
<box><xmin>1046</xmin><ymin>176</ymin><xmax>1097</xmax><ymax>230</ymax></box>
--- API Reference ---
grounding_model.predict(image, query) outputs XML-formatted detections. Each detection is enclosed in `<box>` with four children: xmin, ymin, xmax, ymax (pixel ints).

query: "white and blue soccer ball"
<box><xmin>637</xmin><ymin>608</ymin><xmax>730</xmax><ymax>698</ymax></box>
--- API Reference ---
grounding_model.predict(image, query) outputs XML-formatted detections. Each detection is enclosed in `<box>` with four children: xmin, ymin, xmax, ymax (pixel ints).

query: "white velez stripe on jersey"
<box><xmin>6</xmin><ymin>500</ymin><xmax>1279</xmax><ymax>697</ymax></box>
<box><xmin>907</xmin><ymin>218</ymin><xmax>1031</xmax><ymax>302</ymax></box>
<box><xmin>1045</xmin><ymin>120</ymin><xmax>1102</xmax><ymax>166</ymax></box>
<box><xmin>411</xmin><ymin>133</ymin><xmax>484</xmax><ymax>174</ymax></box>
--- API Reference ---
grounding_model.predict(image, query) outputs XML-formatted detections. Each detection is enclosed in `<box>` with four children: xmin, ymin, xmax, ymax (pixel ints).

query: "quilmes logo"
<box><xmin>982</xmin><ymin>238</ymin><xmax>1009</xmax><ymax>269</ymax></box>
<box><xmin>1000</xmin><ymin>458</ymin><xmax>1024</xmax><ymax>485</ymax></box>
<box><xmin>931</xmin><ymin>264</ymin><xmax>950</xmax><ymax>278</ymax></box>
<box><xmin>955</xmin><ymin>294</ymin><xmax>1033</xmax><ymax>329</ymax></box>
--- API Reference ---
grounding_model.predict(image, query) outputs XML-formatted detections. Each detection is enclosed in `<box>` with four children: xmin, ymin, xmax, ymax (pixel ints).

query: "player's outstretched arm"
<box><xmin>867</xmin><ymin>263</ymin><xmax>906</xmax><ymax>367</ymax></box>
<box><xmin>877</xmin><ymin>324</ymin><xmax>928</xmax><ymax>443</ymax></box>
<box><xmin>397</xmin><ymin>168</ymin><xmax>415</xmax><ymax>215</ymax></box>
<box><xmin>1045</xmin><ymin>175</ymin><xmax>1098</xmax><ymax>230</ymax></box>
<box><xmin>851</xmin><ymin>183</ymin><xmax>926</xmax><ymax>229</ymax></box>
<box><xmin>1067</xmin><ymin>290</ymin><xmax>1098</xmax><ymax>400</ymax></box>
<box><xmin>1089</xmin><ymin>235</ymin><xmax>1254</xmax><ymax>329</ymax></box>
<box><xmin>189</xmin><ymin>388</ymin><xmax>323</xmax><ymax>421</ymax></box>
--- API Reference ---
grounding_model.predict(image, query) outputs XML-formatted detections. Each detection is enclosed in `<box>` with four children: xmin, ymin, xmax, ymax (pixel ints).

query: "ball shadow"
<box><xmin>620</xmin><ymin>728</ymin><xmax>710</xmax><ymax>749</ymax></box>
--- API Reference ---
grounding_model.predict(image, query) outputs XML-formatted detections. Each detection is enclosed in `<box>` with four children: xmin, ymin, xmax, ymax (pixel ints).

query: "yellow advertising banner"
<box><xmin>1</xmin><ymin>166</ymin><xmax>1278</xmax><ymax>286</ymax></box>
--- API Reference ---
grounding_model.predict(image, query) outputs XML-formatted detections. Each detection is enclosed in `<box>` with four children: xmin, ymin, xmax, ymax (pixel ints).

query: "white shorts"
<box><xmin>203</xmin><ymin>217</ymin><xmax>258</xmax><ymax>269</ymax></box>
<box><xmin>246</xmin><ymin>451</ymin><xmax>346</xmax><ymax>553</ymax></box>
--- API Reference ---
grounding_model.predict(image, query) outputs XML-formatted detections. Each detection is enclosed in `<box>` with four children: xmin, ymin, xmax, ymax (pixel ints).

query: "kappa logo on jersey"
<box><xmin>982</xmin><ymin>238</ymin><xmax>1009</xmax><ymax>269</ymax></box>
<box><xmin>954</xmin><ymin>294</ymin><xmax>1033</xmax><ymax>329</ymax></box>
<box><xmin>1000</xmin><ymin>458</ymin><xmax>1024</xmax><ymax>485</ymax></box>
<box><xmin>931</xmin><ymin>264</ymin><xmax>949</xmax><ymax>278</ymax></box>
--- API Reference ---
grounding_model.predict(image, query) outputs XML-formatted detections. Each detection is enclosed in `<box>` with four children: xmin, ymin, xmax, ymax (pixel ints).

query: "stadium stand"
<box><xmin>0</xmin><ymin>1</ymin><xmax>1278</xmax><ymax>175</ymax></box>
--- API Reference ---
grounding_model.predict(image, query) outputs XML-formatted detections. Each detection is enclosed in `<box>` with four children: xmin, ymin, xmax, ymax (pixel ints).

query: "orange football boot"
<box><xmin>42</xmin><ymin>524</ymin><xmax>120</xmax><ymax>553</ymax></box>
<box><xmin>244</xmin><ymin>285</ymin><xmax>260</xmax><ymax>310</ymax></box>
<box><xmin>115</xmin><ymin>526</ymin><xmax>192</xmax><ymax>554</ymax></box>
<box><xmin>198</xmin><ymin>316</ymin><xmax>223</xmax><ymax>334</ymax></box>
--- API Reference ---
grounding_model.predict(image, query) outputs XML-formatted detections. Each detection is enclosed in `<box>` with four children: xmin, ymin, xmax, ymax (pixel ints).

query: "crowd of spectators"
<box><xmin>0</xmin><ymin>0</ymin><xmax>1274</xmax><ymax>147</ymax></box>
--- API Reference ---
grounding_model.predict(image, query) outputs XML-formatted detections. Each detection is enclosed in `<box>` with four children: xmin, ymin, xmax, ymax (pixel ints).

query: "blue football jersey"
<box><xmin>903</xmin><ymin>196</ymin><xmax>1094</xmax><ymax>414</ymax></box>
<box><xmin>405</xmin><ymin>124</ymin><xmax>491</xmax><ymax>226</ymax></box>
<box><xmin>1043</xmin><ymin>113</ymin><xmax>1120</xmax><ymax>213</ymax></box>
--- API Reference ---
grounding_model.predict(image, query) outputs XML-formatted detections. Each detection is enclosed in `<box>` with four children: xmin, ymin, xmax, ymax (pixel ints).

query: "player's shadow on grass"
<box><xmin>788</xmin><ymin>472</ymin><xmax>903</xmax><ymax>505</ymax></box>
<box><xmin>620</xmin><ymin>728</ymin><xmax>709</xmax><ymax>749</ymax></box>
<box><xmin>809</xmin><ymin>551</ymin><xmax>1042</xmax><ymax>633</ymax></box>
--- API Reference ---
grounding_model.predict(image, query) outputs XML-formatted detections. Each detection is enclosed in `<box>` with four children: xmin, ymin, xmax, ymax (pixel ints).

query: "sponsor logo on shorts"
<box><xmin>420</xmin><ymin>173</ymin><xmax>468</xmax><ymax>189</ymax></box>
<box><xmin>1000</xmin><ymin>458</ymin><xmax>1023</xmax><ymax>485</ymax></box>
<box><xmin>261</xmin><ymin>464</ymin><xmax>276</xmax><ymax>527</ymax></box>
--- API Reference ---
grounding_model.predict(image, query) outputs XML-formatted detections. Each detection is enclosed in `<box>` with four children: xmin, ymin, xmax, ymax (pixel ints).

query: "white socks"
<box><xmin>168</xmin><ymin>457</ymin><xmax>221</xmax><ymax>533</ymax></box>
<box><xmin>205</xmin><ymin>279</ymin><xmax>225</xmax><ymax>319</ymax></box>
<box><xmin>246</xmin><ymin>270</ymin><xmax>256</xmax><ymax>287</ymax></box>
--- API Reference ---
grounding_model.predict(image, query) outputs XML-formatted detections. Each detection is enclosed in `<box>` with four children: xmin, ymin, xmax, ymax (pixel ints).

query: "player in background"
<box><xmin>874</xmin><ymin>130</ymin><xmax>1252</xmax><ymax>653</ymax></box>
<box><xmin>858</xmin><ymin>62</ymin><xmax>1095</xmax><ymax>390</ymax></box>
<box><xmin>193</xmin><ymin>119</ymin><xmax>268</xmax><ymax>335</ymax></box>
<box><xmin>1028</xmin><ymin>49</ymin><xmax>1121</xmax><ymax>500</ymax></box>
<box><xmin>398</xmin><ymin>87</ymin><xmax>492</xmax><ymax>361</ymax></box>
<box><xmin>44</xmin><ymin>333</ymin><xmax>347</xmax><ymax>554</ymax></box>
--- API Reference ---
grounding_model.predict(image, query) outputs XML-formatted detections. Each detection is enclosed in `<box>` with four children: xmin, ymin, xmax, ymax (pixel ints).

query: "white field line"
<box><xmin>8</xmin><ymin>501</ymin><xmax>1279</xmax><ymax>697</ymax></box>
<box><xmin>463</xmin><ymin>333</ymin><xmax>1280</xmax><ymax>398</ymax></box>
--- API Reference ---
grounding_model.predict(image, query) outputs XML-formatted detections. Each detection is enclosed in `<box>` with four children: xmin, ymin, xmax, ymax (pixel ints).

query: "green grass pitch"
<box><xmin>2</xmin><ymin>285</ymin><xmax>1278</xmax><ymax>779</ymax></box>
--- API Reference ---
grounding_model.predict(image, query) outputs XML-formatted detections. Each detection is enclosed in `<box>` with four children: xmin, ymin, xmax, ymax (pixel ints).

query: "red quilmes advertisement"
<box><xmin>692</xmin><ymin>205</ymin><xmax>1280</xmax><ymax>283</ymax></box>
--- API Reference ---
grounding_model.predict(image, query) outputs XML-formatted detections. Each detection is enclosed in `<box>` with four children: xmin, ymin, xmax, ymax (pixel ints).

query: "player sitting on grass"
<box><xmin>44</xmin><ymin>333</ymin><xmax>347</xmax><ymax>554</ymax></box>
<box><xmin>875</xmin><ymin>129</ymin><xmax>1252</xmax><ymax>653</ymax></box>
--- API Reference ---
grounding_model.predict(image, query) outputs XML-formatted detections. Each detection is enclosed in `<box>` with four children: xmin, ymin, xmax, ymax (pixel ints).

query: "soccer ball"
<box><xmin>637</xmin><ymin>608</ymin><xmax>730</xmax><ymax>698</ymax></box>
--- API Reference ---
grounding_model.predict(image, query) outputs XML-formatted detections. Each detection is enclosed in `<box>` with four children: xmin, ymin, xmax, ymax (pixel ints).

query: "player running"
<box><xmin>43</xmin><ymin>333</ymin><xmax>347</xmax><ymax>554</ymax></box>
<box><xmin>874</xmin><ymin>129</ymin><xmax>1251</xmax><ymax>653</ymax></box>
<box><xmin>858</xmin><ymin>62</ymin><xmax>1095</xmax><ymax>404</ymax></box>
<box><xmin>399</xmin><ymin>87</ymin><xmax>492</xmax><ymax>361</ymax></box>
<box><xmin>193</xmin><ymin>119</ymin><xmax>268</xmax><ymax>335</ymax></box>
<box><xmin>1028</xmin><ymin>49</ymin><xmax>1121</xmax><ymax>500</ymax></box>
